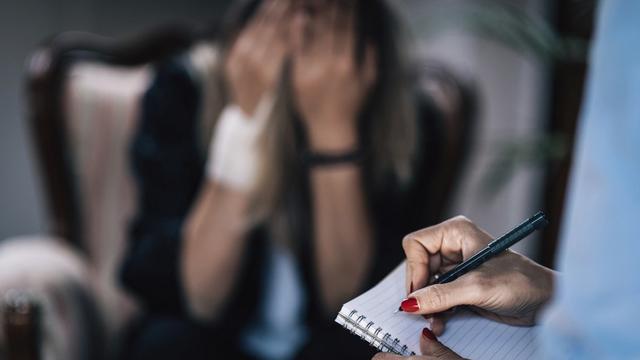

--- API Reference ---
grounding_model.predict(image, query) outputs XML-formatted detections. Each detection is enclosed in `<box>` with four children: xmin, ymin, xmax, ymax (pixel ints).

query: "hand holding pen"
<box><xmin>399</xmin><ymin>213</ymin><xmax>555</xmax><ymax>336</ymax></box>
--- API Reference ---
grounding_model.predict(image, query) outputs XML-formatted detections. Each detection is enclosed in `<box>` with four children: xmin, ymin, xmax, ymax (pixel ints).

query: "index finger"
<box><xmin>255</xmin><ymin>0</ymin><xmax>292</xmax><ymax>40</ymax></box>
<box><xmin>335</xmin><ymin>0</ymin><xmax>356</xmax><ymax>57</ymax></box>
<box><xmin>402</xmin><ymin>216</ymin><xmax>490</xmax><ymax>295</ymax></box>
<box><xmin>402</xmin><ymin>225</ymin><xmax>443</xmax><ymax>295</ymax></box>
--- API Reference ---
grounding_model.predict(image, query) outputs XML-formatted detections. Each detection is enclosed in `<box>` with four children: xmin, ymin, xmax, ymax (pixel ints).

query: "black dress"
<box><xmin>119</xmin><ymin>57</ymin><xmax>447</xmax><ymax>360</ymax></box>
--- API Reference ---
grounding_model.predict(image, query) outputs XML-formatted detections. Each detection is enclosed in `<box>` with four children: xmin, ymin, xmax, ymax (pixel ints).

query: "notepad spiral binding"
<box><xmin>336</xmin><ymin>309</ymin><xmax>415</xmax><ymax>356</ymax></box>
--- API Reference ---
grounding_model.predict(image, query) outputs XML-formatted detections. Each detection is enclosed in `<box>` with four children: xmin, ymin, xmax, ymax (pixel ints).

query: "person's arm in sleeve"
<box><xmin>120</xmin><ymin>59</ymin><xmax>205</xmax><ymax>314</ymax></box>
<box><xmin>181</xmin><ymin>1</ymin><xmax>292</xmax><ymax>320</ymax></box>
<box><xmin>540</xmin><ymin>1</ymin><xmax>640</xmax><ymax>358</ymax></box>
<box><xmin>121</xmin><ymin>59</ymin><xmax>259</xmax><ymax>320</ymax></box>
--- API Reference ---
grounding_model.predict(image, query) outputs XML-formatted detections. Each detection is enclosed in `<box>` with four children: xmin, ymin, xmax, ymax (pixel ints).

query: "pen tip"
<box><xmin>394</xmin><ymin>307</ymin><xmax>403</xmax><ymax>313</ymax></box>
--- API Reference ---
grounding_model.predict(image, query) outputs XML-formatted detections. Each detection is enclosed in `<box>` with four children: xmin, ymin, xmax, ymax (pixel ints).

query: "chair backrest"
<box><xmin>25</xmin><ymin>23</ymin><xmax>220</xmax><ymax>332</ymax></box>
<box><xmin>413</xmin><ymin>61</ymin><xmax>476</xmax><ymax>222</ymax></box>
<box><xmin>27</xmin><ymin>23</ymin><xmax>204</xmax><ymax>252</ymax></box>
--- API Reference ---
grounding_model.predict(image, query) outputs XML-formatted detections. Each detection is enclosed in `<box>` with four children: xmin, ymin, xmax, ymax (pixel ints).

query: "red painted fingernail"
<box><xmin>400</xmin><ymin>298</ymin><xmax>419</xmax><ymax>312</ymax></box>
<box><xmin>422</xmin><ymin>327</ymin><xmax>437</xmax><ymax>341</ymax></box>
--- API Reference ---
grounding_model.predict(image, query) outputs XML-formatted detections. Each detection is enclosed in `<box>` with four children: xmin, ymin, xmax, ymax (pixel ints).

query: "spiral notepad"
<box><xmin>335</xmin><ymin>262</ymin><xmax>539</xmax><ymax>359</ymax></box>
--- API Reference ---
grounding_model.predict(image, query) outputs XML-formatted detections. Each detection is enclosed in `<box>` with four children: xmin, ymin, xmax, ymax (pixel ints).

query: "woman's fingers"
<box><xmin>402</xmin><ymin>226</ymin><xmax>442</xmax><ymax>294</ymax></box>
<box><xmin>424</xmin><ymin>306</ymin><xmax>458</xmax><ymax>336</ymax></box>
<box><xmin>371</xmin><ymin>353</ymin><xmax>405</xmax><ymax>360</ymax></box>
<box><xmin>402</xmin><ymin>217</ymin><xmax>492</xmax><ymax>296</ymax></box>
<box><xmin>427</xmin><ymin>315</ymin><xmax>445</xmax><ymax>336</ymax></box>
<box><xmin>312</xmin><ymin>1</ymin><xmax>334</xmax><ymax>57</ymax></box>
<box><xmin>254</xmin><ymin>0</ymin><xmax>291</xmax><ymax>57</ymax></box>
<box><xmin>406</xmin><ymin>259</ymin><xmax>429</xmax><ymax>295</ymax></box>
<box><xmin>405</xmin><ymin>277</ymin><xmax>478</xmax><ymax>315</ymax></box>
<box><xmin>420</xmin><ymin>328</ymin><xmax>464</xmax><ymax>359</ymax></box>
<box><xmin>290</xmin><ymin>6</ymin><xmax>310</xmax><ymax>54</ymax></box>
<box><xmin>371</xmin><ymin>354</ymin><xmax>430</xmax><ymax>360</ymax></box>
<box><xmin>225</xmin><ymin>0</ymin><xmax>293</xmax><ymax>115</ymax></box>
<box><xmin>307</xmin><ymin>1</ymin><xmax>350</xmax><ymax>59</ymax></box>
<box><xmin>253</xmin><ymin>0</ymin><xmax>282</xmax><ymax>31</ymax></box>
<box><xmin>336</xmin><ymin>0</ymin><xmax>356</xmax><ymax>57</ymax></box>
<box><xmin>245</xmin><ymin>0</ymin><xmax>277</xmax><ymax>41</ymax></box>
<box><xmin>371</xmin><ymin>330</ymin><xmax>462</xmax><ymax>360</ymax></box>
<box><xmin>326</xmin><ymin>0</ymin><xmax>341</xmax><ymax>53</ymax></box>
<box><xmin>243</xmin><ymin>0</ymin><xmax>290</xmax><ymax>57</ymax></box>
<box><xmin>403</xmin><ymin>226</ymin><xmax>435</xmax><ymax>293</ymax></box>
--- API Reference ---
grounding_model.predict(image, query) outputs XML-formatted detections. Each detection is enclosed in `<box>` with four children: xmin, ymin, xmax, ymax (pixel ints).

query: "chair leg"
<box><xmin>2</xmin><ymin>290</ymin><xmax>42</xmax><ymax>360</ymax></box>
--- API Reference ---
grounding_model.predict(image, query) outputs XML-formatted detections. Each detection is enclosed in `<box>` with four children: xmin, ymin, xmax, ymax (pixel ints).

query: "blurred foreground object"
<box><xmin>541</xmin><ymin>1</ymin><xmax>640</xmax><ymax>357</ymax></box>
<box><xmin>0</xmin><ymin>237</ymin><xmax>95</xmax><ymax>360</ymax></box>
<box><xmin>3</xmin><ymin>291</ymin><xmax>41</xmax><ymax>360</ymax></box>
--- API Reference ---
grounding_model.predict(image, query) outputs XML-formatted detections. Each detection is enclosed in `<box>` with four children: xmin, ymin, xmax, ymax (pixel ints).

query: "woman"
<box><xmin>119</xmin><ymin>0</ymin><xmax>472</xmax><ymax>359</ymax></box>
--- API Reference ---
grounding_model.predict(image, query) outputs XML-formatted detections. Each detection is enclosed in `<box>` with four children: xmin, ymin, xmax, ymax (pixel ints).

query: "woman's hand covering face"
<box><xmin>291</xmin><ymin>1</ymin><xmax>377</xmax><ymax>152</ymax></box>
<box><xmin>225</xmin><ymin>0</ymin><xmax>292</xmax><ymax>116</ymax></box>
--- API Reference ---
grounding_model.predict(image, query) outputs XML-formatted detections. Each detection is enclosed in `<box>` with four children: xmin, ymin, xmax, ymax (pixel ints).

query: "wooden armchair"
<box><xmin>2</xmin><ymin>22</ymin><xmax>213</xmax><ymax>359</ymax></box>
<box><xmin>28</xmin><ymin>22</ymin><xmax>206</xmax><ymax>255</ymax></box>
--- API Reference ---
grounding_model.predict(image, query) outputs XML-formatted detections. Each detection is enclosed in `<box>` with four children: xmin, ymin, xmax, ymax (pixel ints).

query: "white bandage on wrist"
<box><xmin>206</xmin><ymin>96</ymin><xmax>274</xmax><ymax>192</ymax></box>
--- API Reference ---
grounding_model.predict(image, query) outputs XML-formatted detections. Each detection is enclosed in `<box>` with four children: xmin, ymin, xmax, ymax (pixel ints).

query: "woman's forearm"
<box><xmin>310</xmin><ymin>163</ymin><xmax>373</xmax><ymax>313</ymax></box>
<box><xmin>181</xmin><ymin>181</ymin><xmax>252</xmax><ymax>320</ymax></box>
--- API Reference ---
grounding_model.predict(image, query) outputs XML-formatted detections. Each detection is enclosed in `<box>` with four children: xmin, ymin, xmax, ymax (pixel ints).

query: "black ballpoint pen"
<box><xmin>433</xmin><ymin>211</ymin><xmax>549</xmax><ymax>285</ymax></box>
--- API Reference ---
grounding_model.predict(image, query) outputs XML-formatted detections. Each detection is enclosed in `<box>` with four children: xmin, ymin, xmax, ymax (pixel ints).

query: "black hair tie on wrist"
<box><xmin>302</xmin><ymin>149</ymin><xmax>363</xmax><ymax>167</ymax></box>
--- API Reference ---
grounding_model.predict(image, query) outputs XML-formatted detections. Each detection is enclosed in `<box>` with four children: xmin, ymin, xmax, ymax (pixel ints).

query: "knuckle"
<box><xmin>423</xmin><ymin>286</ymin><xmax>447</xmax><ymax>311</ymax></box>
<box><xmin>453</xmin><ymin>214</ymin><xmax>469</xmax><ymax>222</ymax></box>
<box><xmin>402</xmin><ymin>234</ymin><xmax>415</xmax><ymax>249</ymax></box>
<box><xmin>447</xmin><ymin>222</ymin><xmax>464</xmax><ymax>239</ymax></box>
<box><xmin>432</xmin><ymin>346</ymin><xmax>455</xmax><ymax>358</ymax></box>
<box><xmin>454</xmin><ymin>216</ymin><xmax>475</xmax><ymax>232</ymax></box>
<box><xmin>451</xmin><ymin>215</ymin><xmax>470</xmax><ymax>225</ymax></box>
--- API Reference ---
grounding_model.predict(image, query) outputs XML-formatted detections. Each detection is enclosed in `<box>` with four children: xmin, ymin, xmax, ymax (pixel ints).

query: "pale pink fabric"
<box><xmin>0</xmin><ymin>236</ymin><xmax>94</xmax><ymax>360</ymax></box>
<box><xmin>64</xmin><ymin>62</ymin><xmax>151</xmax><ymax>336</ymax></box>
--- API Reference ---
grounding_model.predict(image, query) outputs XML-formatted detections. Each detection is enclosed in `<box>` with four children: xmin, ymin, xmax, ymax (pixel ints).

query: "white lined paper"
<box><xmin>335</xmin><ymin>262</ymin><xmax>538</xmax><ymax>359</ymax></box>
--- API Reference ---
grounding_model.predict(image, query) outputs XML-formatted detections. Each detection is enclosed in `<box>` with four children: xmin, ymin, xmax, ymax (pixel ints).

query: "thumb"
<box><xmin>406</xmin><ymin>279</ymin><xmax>476</xmax><ymax>315</ymax></box>
<box><xmin>420</xmin><ymin>328</ymin><xmax>464</xmax><ymax>359</ymax></box>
